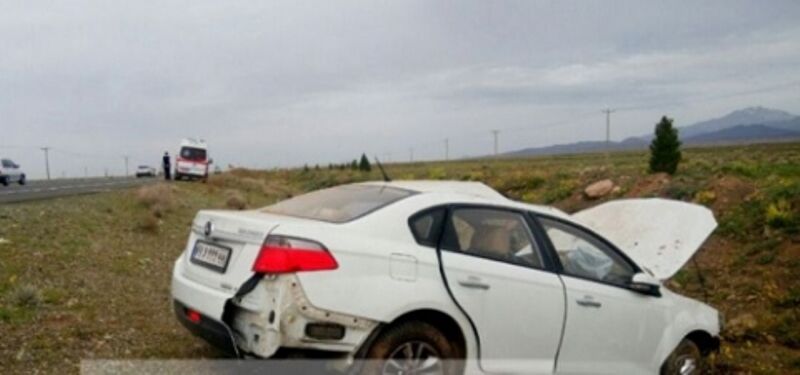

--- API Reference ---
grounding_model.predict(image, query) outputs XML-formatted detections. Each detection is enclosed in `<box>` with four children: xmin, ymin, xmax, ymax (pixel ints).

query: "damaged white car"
<box><xmin>171</xmin><ymin>181</ymin><xmax>721</xmax><ymax>374</ymax></box>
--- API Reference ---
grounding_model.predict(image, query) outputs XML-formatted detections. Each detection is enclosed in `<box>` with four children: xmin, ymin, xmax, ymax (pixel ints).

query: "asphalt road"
<box><xmin>0</xmin><ymin>176</ymin><xmax>159</xmax><ymax>204</ymax></box>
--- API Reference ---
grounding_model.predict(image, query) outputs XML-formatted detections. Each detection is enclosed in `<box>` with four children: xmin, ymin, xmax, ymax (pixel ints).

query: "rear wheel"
<box><xmin>361</xmin><ymin>321</ymin><xmax>460</xmax><ymax>375</ymax></box>
<box><xmin>1</xmin><ymin>177</ymin><xmax>8</xmax><ymax>186</ymax></box>
<box><xmin>661</xmin><ymin>339</ymin><xmax>703</xmax><ymax>375</ymax></box>
<box><xmin>18</xmin><ymin>174</ymin><xmax>25</xmax><ymax>185</ymax></box>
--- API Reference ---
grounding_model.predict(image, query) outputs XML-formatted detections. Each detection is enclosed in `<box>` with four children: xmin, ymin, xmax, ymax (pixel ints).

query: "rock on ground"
<box><xmin>584</xmin><ymin>179</ymin><xmax>615</xmax><ymax>199</ymax></box>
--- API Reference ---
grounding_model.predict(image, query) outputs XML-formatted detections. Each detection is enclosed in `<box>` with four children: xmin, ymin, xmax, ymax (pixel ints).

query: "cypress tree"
<box><xmin>358</xmin><ymin>153</ymin><xmax>372</xmax><ymax>172</ymax></box>
<box><xmin>649</xmin><ymin>116</ymin><xmax>682</xmax><ymax>174</ymax></box>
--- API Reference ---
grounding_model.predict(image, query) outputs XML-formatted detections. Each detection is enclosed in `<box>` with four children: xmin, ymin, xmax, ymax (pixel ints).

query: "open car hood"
<box><xmin>573</xmin><ymin>198</ymin><xmax>717</xmax><ymax>280</ymax></box>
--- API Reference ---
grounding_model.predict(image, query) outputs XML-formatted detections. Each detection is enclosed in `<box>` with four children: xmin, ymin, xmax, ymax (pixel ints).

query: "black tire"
<box><xmin>1</xmin><ymin>177</ymin><xmax>8</xmax><ymax>186</ymax></box>
<box><xmin>18</xmin><ymin>175</ymin><xmax>25</xmax><ymax>185</ymax></box>
<box><xmin>661</xmin><ymin>339</ymin><xmax>703</xmax><ymax>375</ymax></box>
<box><xmin>360</xmin><ymin>321</ymin><xmax>461</xmax><ymax>375</ymax></box>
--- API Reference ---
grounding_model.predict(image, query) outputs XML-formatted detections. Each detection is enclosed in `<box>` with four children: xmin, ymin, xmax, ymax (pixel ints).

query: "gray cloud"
<box><xmin>1</xmin><ymin>0</ymin><xmax>799</xmax><ymax>178</ymax></box>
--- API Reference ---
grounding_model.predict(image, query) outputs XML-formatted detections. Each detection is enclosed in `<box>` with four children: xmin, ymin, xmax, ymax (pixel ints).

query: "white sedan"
<box><xmin>171</xmin><ymin>181</ymin><xmax>720</xmax><ymax>374</ymax></box>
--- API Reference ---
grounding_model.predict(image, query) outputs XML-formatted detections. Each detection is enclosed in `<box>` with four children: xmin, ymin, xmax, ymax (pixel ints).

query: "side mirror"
<box><xmin>629</xmin><ymin>272</ymin><xmax>661</xmax><ymax>297</ymax></box>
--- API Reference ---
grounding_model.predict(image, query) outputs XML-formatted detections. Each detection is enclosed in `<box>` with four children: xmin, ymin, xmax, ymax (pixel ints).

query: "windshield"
<box><xmin>262</xmin><ymin>184</ymin><xmax>415</xmax><ymax>223</ymax></box>
<box><xmin>180</xmin><ymin>147</ymin><xmax>207</xmax><ymax>161</ymax></box>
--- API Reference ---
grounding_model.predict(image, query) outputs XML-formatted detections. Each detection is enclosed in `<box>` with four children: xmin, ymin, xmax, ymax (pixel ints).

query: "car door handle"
<box><xmin>576</xmin><ymin>298</ymin><xmax>602</xmax><ymax>308</ymax></box>
<box><xmin>458</xmin><ymin>278</ymin><xmax>490</xmax><ymax>290</ymax></box>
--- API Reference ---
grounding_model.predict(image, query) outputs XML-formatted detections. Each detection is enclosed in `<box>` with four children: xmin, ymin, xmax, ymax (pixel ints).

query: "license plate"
<box><xmin>191</xmin><ymin>241</ymin><xmax>232</xmax><ymax>273</ymax></box>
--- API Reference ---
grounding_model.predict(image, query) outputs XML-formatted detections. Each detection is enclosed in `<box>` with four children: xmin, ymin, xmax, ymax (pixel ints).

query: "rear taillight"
<box><xmin>252</xmin><ymin>235</ymin><xmax>337</xmax><ymax>274</ymax></box>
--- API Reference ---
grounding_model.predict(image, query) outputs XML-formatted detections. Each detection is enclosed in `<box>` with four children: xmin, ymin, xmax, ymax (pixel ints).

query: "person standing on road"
<box><xmin>162</xmin><ymin>152</ymin><xmax>171</xmax><ymax>180</ymax></box>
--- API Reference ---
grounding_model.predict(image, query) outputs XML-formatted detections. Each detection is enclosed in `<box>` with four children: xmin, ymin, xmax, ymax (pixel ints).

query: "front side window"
<box><xmin>539</xmin><ymin>218</ymin><xmax>634</xmax><ymax>286</ymax></box>
<box><xmin>442</xmin><ymin>208</ymin><xmax>543</xmax><ymax>268</ymax></box>
<box><xmin>262</xmin><ymin>184</ymin><xmax>414</xmax><ymax>223</ymax></box>
<box><xmin>1</xmin><ymin>159</ymin><xmax>14</xmax><ymax>168</ymax></box>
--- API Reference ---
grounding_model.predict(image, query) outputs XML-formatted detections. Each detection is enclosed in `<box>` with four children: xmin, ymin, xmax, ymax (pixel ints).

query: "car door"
<box><xmin>536</xmin><ymin>217</ymin><xmax>669</xmax><ymax>374</ymax></box>
<box><xmin>438</xmin><ymin>206</ymin><xmax>566</xmax><ymax>374</ymax></box>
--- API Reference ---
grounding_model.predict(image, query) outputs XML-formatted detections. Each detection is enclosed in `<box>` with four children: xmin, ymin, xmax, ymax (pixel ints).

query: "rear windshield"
<box><xmin>262</xmin><ymin>184</ymin><xmax>415</xmax><ymax>223</ymax></box>
<box><xmin>180</xmin><ymin>147</ymin><xmax>207</xmax><ymax>161</ymax></box>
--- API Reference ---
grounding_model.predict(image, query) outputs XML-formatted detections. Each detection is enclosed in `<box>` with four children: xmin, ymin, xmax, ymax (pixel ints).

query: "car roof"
<box><xmin>181</xmin><ymin>138</ymin><xmax>207</xmax><ymax>148</ymax></box>
<box><xmin>359</xmin><ymin>180</ymin><xmax>571</xmax><ymax>219</ymax></box>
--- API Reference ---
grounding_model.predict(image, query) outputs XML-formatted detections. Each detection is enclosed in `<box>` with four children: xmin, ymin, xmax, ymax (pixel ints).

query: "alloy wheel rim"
<box><xmin>677</xmin><ymin>355</ymin><xmax>697</xmax><ymax>375</ymax></box>
<box><xmin>382</xmin><ymin>341</ymin><xmax>443</xmax><ymax>375</ymax></box>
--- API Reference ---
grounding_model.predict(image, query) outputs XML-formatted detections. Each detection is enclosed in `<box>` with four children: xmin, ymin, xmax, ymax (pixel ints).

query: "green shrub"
<box><xmin>11</xmin><ymin>285</ymin><xmax>41</xmax><ymax>308</ymax></box>
<box><xmin>766</xmin><ymin>199</ymin><xmax>794</xmax><ymax>229</ymax></box>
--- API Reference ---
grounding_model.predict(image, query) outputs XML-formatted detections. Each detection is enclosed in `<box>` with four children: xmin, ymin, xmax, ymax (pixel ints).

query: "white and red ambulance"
<box><xmin>175</xmin><ymin>138</ymin><xmax>212</xmax><ymax>181</ymax></box>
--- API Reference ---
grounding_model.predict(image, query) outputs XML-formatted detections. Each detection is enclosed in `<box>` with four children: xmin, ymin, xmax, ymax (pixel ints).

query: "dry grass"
<box><xmin>135</xmin><ymin>183</ymin><xmax>175</xmax><ymax>213</ymax></box>
<box><xmin>134</xmin><ymin>184</ymin><xmax>178</xmax><ymax>232</ymax></box>
<box><xmin>10</xmin><ymin>285</ymin><xmax>41</xmax><ymax>309</ymax></box>
<box><xmin>224</xmin><ymin>190</ymin><xmax>247</xmax><ymax>210</ymax></box>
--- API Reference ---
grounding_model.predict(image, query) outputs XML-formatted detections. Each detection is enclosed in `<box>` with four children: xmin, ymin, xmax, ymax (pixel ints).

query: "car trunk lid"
<box><xmin>573</xmin><ymin>198</ymin><xmax>717</xmax><ymax>280</ymax></box>
<box><xmin>180</xmin><ymin>210</ymin><xmax>283</xmax><ymax>294</ymax></box>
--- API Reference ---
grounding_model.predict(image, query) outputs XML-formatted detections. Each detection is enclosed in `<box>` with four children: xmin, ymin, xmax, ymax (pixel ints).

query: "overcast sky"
<box><xmin>2</xmin><ymin>1</ymin><xmax>799</xmax><ymax>179</ymax></box>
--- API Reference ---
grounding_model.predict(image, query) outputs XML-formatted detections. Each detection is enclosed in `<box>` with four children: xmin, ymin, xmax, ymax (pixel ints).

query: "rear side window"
<box><xmin>409</xmin><ymin>208</ymin><xmax>446</xmax><ymax>247</ymax></box>
<box><xmin>442</xmin><ymin>208</ymin><xmax>545</xmax><ymax>269</ymax></box>
<box><xmin>262</xmin><ymin>184</ymin><xmax>414</xmax><ymax>223</ymax></box>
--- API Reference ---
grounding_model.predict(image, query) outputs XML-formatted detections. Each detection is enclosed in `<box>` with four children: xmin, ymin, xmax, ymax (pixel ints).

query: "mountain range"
<box><xmin>501</xmin><ymin>106</ymin><xmax>800</xmax><ymax>158</ymax></box>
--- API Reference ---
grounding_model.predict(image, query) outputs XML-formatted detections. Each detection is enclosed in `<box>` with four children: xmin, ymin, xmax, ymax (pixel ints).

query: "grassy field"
<box><xmin>1</xmin><ymin>142</ymin><xmax>799</xmax><ymax>374</ymax></box>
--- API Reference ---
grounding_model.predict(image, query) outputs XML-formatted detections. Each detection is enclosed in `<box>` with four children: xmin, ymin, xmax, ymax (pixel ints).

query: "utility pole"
<box><xmin>444</xmin><ymin>138</ymin><xmax>449</xmax><ymax>161</ymax></box>
<box><xmin>409</xmin><ymin>148</ymin><xmax>414</xmax><ymax>163</ymax></box>
<box><xmin>124</xmin><ymin>156</ymin><xmax>129</xmax><ymax>177</ymax></box>
<box><xmin>602</xmin><ymin>108</ymin><xmax>616</xmax><ymax>150</ymax></box>
<box><xmin>84</xmin><ymin>166</ymin><xmax>88</xmax><ymax>178</ymax></box>
<box><xmin>40</xmin><ymin>147</ymin><xmax>51</xmax><ymax>180</ymax></box>
<box><xmin>491</xmin><ymin>130</ymin><xmax>500</xmax><ymax>157</ymax></box>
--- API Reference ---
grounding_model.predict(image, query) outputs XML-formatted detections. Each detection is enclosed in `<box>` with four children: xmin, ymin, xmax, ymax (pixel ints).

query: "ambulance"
<box><xmin>175</xmin><ymin>138</ymin><xmax>212</xmax><ymax>181</ymax></box>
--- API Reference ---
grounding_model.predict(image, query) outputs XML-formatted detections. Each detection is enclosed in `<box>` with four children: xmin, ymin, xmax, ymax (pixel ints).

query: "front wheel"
<box><xmin>1</xmin><ymin>177</ymin><xmax>8</xmax><ymax>186</ymax></box>
<box><xmin>661</xmin><ymin>339</ymin><xmax>703</xmax><ymax>375</ymax></box>
<box><xmin>361</xmin><ymin>321</ymin><xmax>461</xmax><ymax>375</ymax></box>
<box><xmin>18</xmin><ymin>175</ymin><xmax>25</xmax><ymax>185</ymax></box>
